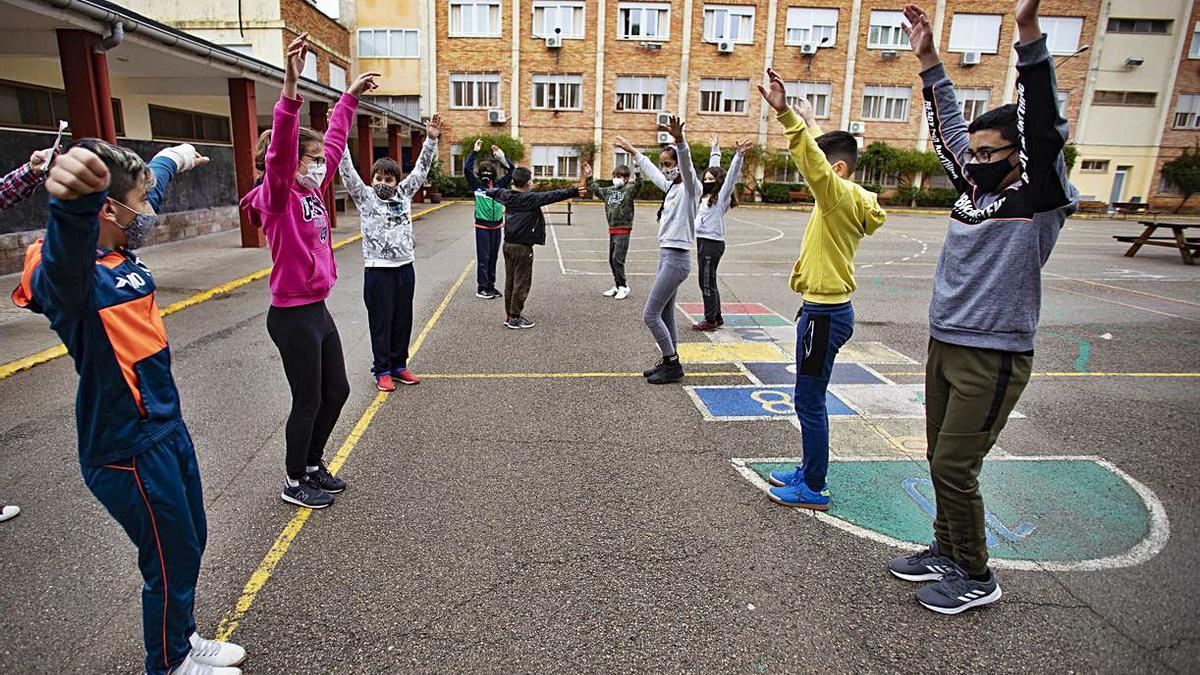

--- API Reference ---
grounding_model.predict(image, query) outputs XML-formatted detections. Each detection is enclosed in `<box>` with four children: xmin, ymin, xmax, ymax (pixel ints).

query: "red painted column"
<box><xmin>228</xmin><ymin>78</ymin><xmax>264</xmax><ymax>248</ymax></box>
<box><xmin>357</xmin><ymin>115</ymin><xmax>374</xmax><ymax>183</ymax></box>
<box><xmin>387</xmin><ymin>124</ymin><xmax>402</xmax><ymax>166</ymax></box>
<box><xmin>309</xmin><ymin>101</ymin><xmax>337</xmax><ymax>228</ymax></box>
<box><xmin>409</xmin><ymin>129</ymin><xmax>426</xmax><ymax>203</ymax></box>
<box><xmin>56</xmin><ymin>30</ymin><xmax>104</xmax><ymax>140</ymax></box>
<box><xmin>91</xmin><ymin>51</ymin><xmax>117</xmax><ymax>143</ymax></box>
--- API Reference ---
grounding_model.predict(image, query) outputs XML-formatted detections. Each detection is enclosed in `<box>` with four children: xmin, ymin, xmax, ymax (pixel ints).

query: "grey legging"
<box><xmin>643</xmin><ymin>247</ymin><xmax>692</xmax><ymax>356</ymax></box>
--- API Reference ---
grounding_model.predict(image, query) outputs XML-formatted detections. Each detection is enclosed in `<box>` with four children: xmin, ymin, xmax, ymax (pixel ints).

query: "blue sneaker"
<box><xmin>767</xmin><ymin>465</ymin><xmax>804</xmax><ymax>487</ymax></box>
<box><xmin>767</xmin><ymin>482</ymin><xmax>831</xmax><ymax>510</ymax></box>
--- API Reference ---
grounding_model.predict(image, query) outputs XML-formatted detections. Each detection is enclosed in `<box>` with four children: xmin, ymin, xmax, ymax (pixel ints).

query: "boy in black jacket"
<box><xmin>487</xmin><ymin>167</ymin><xmax>585</xmax><ymax>329</ymax></box>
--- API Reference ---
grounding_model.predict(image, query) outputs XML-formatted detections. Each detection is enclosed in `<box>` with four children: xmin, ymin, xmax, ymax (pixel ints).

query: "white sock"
<box><xmin>285</xmin><ymin>477</ymin><xmax>300</xmax><ymax>487</ymax></box>
<box><xmin>306</xmin><ymin>465</ymin><xmax>319</xmax><ymax>473</ymax></box>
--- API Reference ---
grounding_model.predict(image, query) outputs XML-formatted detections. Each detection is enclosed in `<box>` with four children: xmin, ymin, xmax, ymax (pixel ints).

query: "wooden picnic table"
<box><xmin>1114</xmin><ymin>220</ymin><xmax>1200</xmax><ymax>265</ymax></box>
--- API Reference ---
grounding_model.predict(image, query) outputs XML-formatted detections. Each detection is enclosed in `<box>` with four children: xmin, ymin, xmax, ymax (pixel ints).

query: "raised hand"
<box><xmin>1015</xmin><ymin>0</ymin><xmax>1042</xmax><ymax>44</ymax></box>
<box><xmin>28</xmin><ymin>148</ymin><xmax>54</xmax><ymax>176</ymax></box>
<box><xmin>45</xmin><ymin>147</ymin><xmax>109</xmax><ymax>201</ymax></box>
<box><xmin>792</xmin><ymin>96</ymin><xmax>816</xmax><ymax>127</ymax></box>
<box><xmin>426</xmin><ymin>113</ymin><xmax>445</xmax><ymax>140</ymax></box>
<box><xmin>348</xmin><ymin>72</ymin><xmax>381</xmax><ymax>98</ymax></box>
<box><xmin>283</xmin><ymin>33</ymin><xmax>308</xmax><ymax>98</ymax></box>
<box><xmin>613</xmin><ymin>135</ymin><xmax>636</xmax><ymax>154</ymax></box>
<box><xmin>473</xmin><ymin>138</ymin><xmax>484</xmax><ymax>153</ymax></box>
<box><xmin>709</xmin><ymin>133</ymin><xmax>719</xmax><ymax>148</ymax></box>
<box><xmin>574</xmin><ymin>186</ymin><xmax>588</xmax><ymax>198</ymax></box>
<box><xmin>757</xmin><ymin>68</ymin><xmax>789</xmax><ymax>114</ymax></box>
<box><xmin>658</xmin><ymin>115</ymin><xmax>684</xmax><ymax>143</ymax></box>
<box><xmin>582</xmin><ymin>161</ymin><xmax>593</xmax><ymax>178</ymax></box>
<box><xmin>902</xmin><ymin>5</ymin><xmax>939</xmax><ymax>70</ymax></box>
<box><xmin>735</xmin><ymin>138</ymin><xmax>755</xmax><ymax>154</ymax></box>
<box><xmin>491</xmin><ymin>145</ymin><xmax>506</xmax><ymax>160</ymax></box>
<box><xmin>156</xmin><ymin>143</ymin><xmax>210</xmax><ymax>173</ymax></box>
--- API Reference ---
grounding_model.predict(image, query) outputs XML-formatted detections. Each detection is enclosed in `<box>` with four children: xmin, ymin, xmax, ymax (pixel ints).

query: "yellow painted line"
<box><xmin>0</xmin><ymin>203</ymin><xmax>455</xmax><ymax>382</ymax></box>
<box><xmin>214</xmin><ymin>257</ymin><xmax>472</xmax><ymax>641</ymax></box>
<box><xmin>677</xmin><ymin>342</ymin><xmax>791</xmax><ymax>364</ymax></box>
<box><xmin>879</xmin><ymin>371</ymin><xmax>1200</xmax><ymax>378</ymax></box>
<box><xmin>421</xmin><ymin>371</ymin><xmax>744</xmax><ymax>380</ymax></box>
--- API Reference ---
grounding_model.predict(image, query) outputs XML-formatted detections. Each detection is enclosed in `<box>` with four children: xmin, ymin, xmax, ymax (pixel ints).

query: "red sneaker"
<box><xmin>691</xmin><ymin>320</ymin><xmax>719</xmax><ymax>332</ymax></box>
<box><xmin>375</xmin><ymin>374</ymin><xmax>396</xmax><ymax>392</ymax></box>
<box><xmin>394</xmin><ymin>369</ymin><xmax>421</xmax><ymax>386</ymax></box>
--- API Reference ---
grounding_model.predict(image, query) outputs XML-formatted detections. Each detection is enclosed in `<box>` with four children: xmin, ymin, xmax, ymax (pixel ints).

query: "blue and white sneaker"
<box><xmin>916</xmin><ymin>565</ymin><xmax>1002</xmax><ymax>615</ymax></box>
<box><xmin>767</xmin><ymin>482</ymin><xmax>831</xmax><ymax>510</ymax></box>
<box><xmin>766</xmin><ymin>465</ymin><xmax>803</xmax><ymax>487</ymax></box>
<box><xmin>888</xmin><ymin>541</ymin><xmax>956</xmax><ymax>582</ymax></box>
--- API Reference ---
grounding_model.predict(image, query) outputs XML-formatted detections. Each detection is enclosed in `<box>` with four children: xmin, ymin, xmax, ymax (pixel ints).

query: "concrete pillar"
<box><xmin>357</xmin><ymin>114</ymin><xmax>373</xmax><ymax>183</ymax></box>
<box><xmin>56</xmin><ymin>30</ymin><xmax>105</xmax><ymax>141</ymax></box>
<box><xmin>91</xmin><ymin>51</ymin><xmax>117</xmax><ymax>143</ymax></box>
<box><xmin>228</xmin><ymin>78</ymin><xmax>264</xmax><ymax>248</ymax></box>
<box><xmin>388</xmin><ymin>124</ymin><xmax>402</xmax><ymax>167</ymax></box>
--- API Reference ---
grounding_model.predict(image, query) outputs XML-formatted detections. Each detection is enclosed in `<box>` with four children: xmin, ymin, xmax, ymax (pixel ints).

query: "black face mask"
<box><xmin>702</xmin><ymin>181</ymin><xmax>719</xmax><ymax>194</ymax></box>
<box><xmin>966</xmin><ymin>158</ymin><xmax>1016</xmax><ymax>194</ymax></box>
<box><xmin>373</xmin><ymin>183</ymin><xmax>398</xmax><ymax>200</ymax></box>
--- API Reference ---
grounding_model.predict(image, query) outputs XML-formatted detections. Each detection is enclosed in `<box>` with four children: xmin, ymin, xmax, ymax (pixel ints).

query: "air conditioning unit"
<box><xmin>487</xmin><ymin>109</ymin><xmax>506</xmax><ymax>124</ymax></box>
<box><xmin>881</xmin><ymin>50</ymin><xmax>898</xmax><ymax>59</ymax></box>
<box><xmin>656</xmin><ymin>112</ymin><xmax>672</xmax><ymax>126</ymax></box>
<box><xmin>961</xmin><ymin>51</ymin><xmax>982</xmax><ymax>65</ymax></box>
<box><xmin>656</xmin><ymin>131</ymin><xmax>674</xmax><ymax>144</ymax></box>
<box><xmin>799</xmin><ymin>43</ymin><xmax>819</xmax><ymax>55</ymax></box>
<box><xmin>718</xmin><ymin>41</ymin><xmax>735</xmax><ymax>53</ymax></box>
<box><xmin>847</xmin><ymin>121</ymin><xmax>866</xmax><ymax>135</ymax></box>
<box><xmin>546</xmin><ymin>35</ymin><xmax>563</xmax><ymax>49</ymax></box>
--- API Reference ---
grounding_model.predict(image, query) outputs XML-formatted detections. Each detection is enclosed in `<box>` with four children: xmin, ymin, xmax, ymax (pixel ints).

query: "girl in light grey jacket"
<box><xmin>693</xmin><ymin>136</ymin><xmax>751</xmax><ymax>331</ymax></box>
<box><xmin>615</xmin><ymin>116</ymin><xmax>699</xmax><ymax>385</ymax></box>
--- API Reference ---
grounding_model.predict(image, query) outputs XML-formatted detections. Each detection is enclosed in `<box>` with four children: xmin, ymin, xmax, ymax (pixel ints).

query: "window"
<box><xmin>531</xmin><ymin>145</ymin><xmax>580</xmax><ymax>178</ymax></box>
<box><xmin>149</xmin><ymin>106</ymin><xmax>231</xmax><ymax>144</ymax></box>
<box><xmin>449</xmin><ymin>0</ymin><xmax>502</xmax><ymax>37</ymax></box>
<box><xmin>868</xmin><ymin>11</ymin><xmax>910</xmax><ymax>49</ymax></box>
<box><xmin>1190</xmin><ymin>22</ymin><xmax>1200</xmax><ymax>58</ymax></box>
<box><xmin>302</xmin><ymin>51</ymin><xmax>318</xmax><ymax>80</ymax></box>
<box><xmin>1081</xmin><ymin>160</ymin><xmax>1110</xmax><ymax>172</ymax></box>
<box><xmin>1093</xmin><ymin>90</ymin><xmax>1157</xmax><ymax>106</ymax></box>
<box><xmin>358</xmin><ymin>29</ymin><xmax>419</xmax><ymax>57</ymax></box>
<box><xmin>1106</xmin><ymin>18</ymin><xmax>1170</xmax><ymax>34</ymax></box>
<box><xmin>450</xmin><ymin>72</ymin><xmax>502</xmax><ymax>108</ymax></box>
<box><xmin>1159</xmin><ymin>174</ymin><xmax>1181</xmax><ymax>195</ymax></box>
<box><xmin>699</xmin><ymin>78</ymin><xmax>750</xmax><ymax>114</ymax></box>
<box><xmin>450</xmin><ymin>144</ymin><xmax>464</xmax><ymax>175</ymax></box>
<box><xmin>1057</xmin><ymin>90</ymin><xmax>1070</xmax><ymax>116</ymax></box>
<box><xmin>703</xmin><ymin>4</ymin><xmax>756</xmax><ymax>45</ymax></box>
<box><xmin>785</xmin><ymin>81</ymin><xmax>833</xmax><ymax>119</ymax></box>
<box><xmin>368</xmin><ymin>95</ymin><xmax>422</xmax><ymax>119</ymax></box>
<box><xmin>615</xmin><ymin>75</ymin><xmax>667</xmax><ymax>111</ymax></box>
<box><xmin>329</xmin><ymin>63</ymin><xmax>347</xmax><ymax>91</ymax></box>
<box><xmin>1173</xmin><ymin>94</ymin><xmax>1200</xmax><ymax>129</ymax></box>
<box><xmin>618</xmin><ymin>3</ymin><xmax>670</xmax><ymax>41</ymax></box>
<box><xmin>855</xmin><ymin>165</ymin><xmax>899</xmax><ymax>187</ymax></box>
<box><xmin>786</xmin><ymin>8</ymin><xmax>838</xmax><ymax>47</ymax></box>
<box><xmin>0</xmin><ymin>79</ymin><xmax>124</xmax><ymax>136</ymax></box>
<box><xmin>614</xmin><ymin>149</ymin><xmax>632</xmax><ymax>169</ymax></box>
<box><xmin>532</xmin><ymin>74</ymin><xmax>584</xmax><ymax>110</ymax></box>
<box><xmin>862</xmin><ymin>85</ymin><xmax>911</xmax><ymax>121</ymax></box>
<box><xmin>533</xmin><ymin>2</ymin><xmax>586</xmax><ymax>38</ymax></box>
<box><xmin>1041</xmin><ymin>16</ymin><xmax>1084</xmax><ymax>55</ymax></box>
<box><xmin>948</xmin><ymin>14</ymin><xmax>1002</xmax><ymax>54</ymax></box>
<box><xmin>955</xmin><ymin>88</ymin><xmax>990</xmax><ymax>122</ymax></box>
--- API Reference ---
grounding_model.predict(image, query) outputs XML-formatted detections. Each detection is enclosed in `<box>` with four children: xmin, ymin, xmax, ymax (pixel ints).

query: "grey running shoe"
<box><xmin>888</xmin><ymin>541</ymin><xmax>956</xmax><ymax>582</ymax></box>
<box><xmin>916</xmin><ymin>566</ymin><xmax>1002</xmax><ymax>615</ymax></box>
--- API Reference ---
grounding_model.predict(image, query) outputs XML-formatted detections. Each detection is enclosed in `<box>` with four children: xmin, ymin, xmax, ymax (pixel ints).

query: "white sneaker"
<box><xmin>188</xmin><ymin>633</ymin><xmax>247</xmax><ymax>668</ymax></box>
<box><xmin>0</xmin><ymin>504</ymin><xmax>19</xmax><ymax>522</ymax></box>
<box><xmin>614</xmin><ymin>286</ymin><xmax>630</xmax><ymax>300</ymax></box>
<box><xmin>169</xmin><ymin>654</ymin><xmax>241</xmax><ymax>675</ymax></box>
<box><xmin>602</xmin><ymin>286</ymin><xmax>618</xmax><ymax>297</ymax></box>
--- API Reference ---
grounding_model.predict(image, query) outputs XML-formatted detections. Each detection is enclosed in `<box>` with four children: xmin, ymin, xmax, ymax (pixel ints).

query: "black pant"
<box><xmin>266</xmin><ymin>301</ymin><xmax>351</xmax><ymax>479</ymax></box>
<box><xmin>697</xmin><ymin>237</ymin><xmax>726</xmax><ymax>323</ymax></box>
<box><xmin>503</xmin><ymin>242</ymin><xmax>534</xmax><ymax>318</ymax></box>
<box><xmin>363</xmin><ymin>265</ymin><xmax>416</xmax><ymax>377</ymax></box>
<box><xmin>609</xmin><ymin>233</ymin><xmax>630</xmax><ymax>287</ymax></box>
<box><xmin>476</xmin><ymin>227</ymin><xmax>503</xmax><ymax>292</ymax></box>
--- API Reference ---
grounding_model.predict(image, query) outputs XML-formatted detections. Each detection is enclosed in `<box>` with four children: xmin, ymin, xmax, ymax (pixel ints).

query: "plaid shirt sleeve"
<box><xmin>0</xmin><ymin>162</ymin><xmax>46</xmax><ymax>212</ymax></box>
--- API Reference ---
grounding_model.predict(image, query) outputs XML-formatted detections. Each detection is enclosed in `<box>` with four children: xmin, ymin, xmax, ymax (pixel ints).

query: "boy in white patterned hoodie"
<box><xmin>338</xmin><ymin>114</ymin><xmax>443</xmax><ymax>391</ymax></box>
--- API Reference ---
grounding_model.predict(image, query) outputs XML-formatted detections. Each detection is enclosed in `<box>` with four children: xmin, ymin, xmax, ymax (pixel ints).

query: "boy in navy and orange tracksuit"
<box><xmin>11</xmin><ymin>141</ymin><xmax>245</xmax><ymax>675</ymax></box>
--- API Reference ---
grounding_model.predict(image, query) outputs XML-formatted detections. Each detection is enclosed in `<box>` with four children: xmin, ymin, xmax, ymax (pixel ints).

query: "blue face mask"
<box><xmin>109</xmin><ymin>198</ymin><xmax>159</xmax><ymax>250</ymax></box>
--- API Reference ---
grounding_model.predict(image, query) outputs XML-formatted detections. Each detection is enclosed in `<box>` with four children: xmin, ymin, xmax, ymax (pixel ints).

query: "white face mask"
<box><xmin>662</xmin><ymin>166</ymin><xmax>681</xmax><ymax>182</ymax></box>
<box><xmin>297</xmin><ymin>163</ymin><xmax>326</xmax><ymax>190</ymax></box>
<box><xmin>612</xmin><ymin>177</ymin><xmax>626</xmax><ymax>187</ymax></box>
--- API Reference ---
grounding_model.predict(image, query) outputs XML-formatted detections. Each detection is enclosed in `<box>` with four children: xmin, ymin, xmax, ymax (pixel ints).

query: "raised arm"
<box><xmin>260</xmin><ymin>35</ymin><xmax>308</xmax><ymax>213</ymax></box>
<box><xmin>464</xmin><ymin>150</ymin><xmax>481</xmax><ymax>190</ymax></box>
<box><xmin>759</xmin><ymin>71</ymin><xmax>849</xmax><ymax>207</ymax></box>
<box><xmin>0</xmin><ymin>149</ymin><xmax>51</xmax><ymax>212</ymax></box>
<box><xmin>583</xmin><ymin>162</ymin><xmax>611</xmax><ymax>199</ymax></box>
<box><xmin>664</xmin><ymin>116</ymin><xmax>699</xmax><ymax>199</ymax></box>
<box><xmin>337</xmin><ymin>151</ymin><xmax>374</xmax><ymax>212</ymax></box>
<box><xmin>905</xmin><ymin>4</ymin><xmax>972</xmax><ymax>193</ymax></box>
<box><xmin>1013</xmin><ymin>0</ymin><xmax>1072</xmax><ymax>208</ymax></box>
<box><xmin>400</xmin><ymin>115</ymin><xmax>442</xmax><ymax>198</ymax></box>
<box><xmin>718</xmin><ymin>141</ymin><xmax>749</xmax><ymax>210</ymax></box>
<box><xmin>145</xmin><ymin>144</ymin><xmax>209</xmax><ymax>213</ymax></box>
<box><xmin>634</xmin><ymin>152</ymin><xmax>669</xmax><ymax>192</ymax></box>
<box><xmin>495</xmin><ymin>152</ymin><xmax>516</xmax><ymax>188</ymax></box>
<box><xmin>708</xmin><ymin>135</ymin><xmax>722</xmax><ymax>169</ymax></box>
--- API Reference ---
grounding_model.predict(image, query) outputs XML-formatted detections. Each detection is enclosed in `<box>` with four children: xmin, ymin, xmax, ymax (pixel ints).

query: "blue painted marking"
<box><xmin>691</xmin><ymin>385</ymin><xmax>856</xmax><ymax>419</ymax></box>
<box><xmin>902</xmin><ymin>478</ymin><xmax>1036</xmax><ymax>548</ymax></box>
<box><xmin>744</xmin><ymin>362</ymin><xmax>887</xmax><ymax>386</ymax></box>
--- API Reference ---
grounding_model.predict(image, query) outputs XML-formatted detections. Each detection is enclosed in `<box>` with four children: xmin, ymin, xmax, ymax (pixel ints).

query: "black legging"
<box><xmin>697</xmin><ymin>237</ymin><xmax>726</xmax><ymax>323</ymax></box>
<box><xmin>266</xmin><ymin>301</ymin><xmax>351</xmax><ymax>479</ymax></box>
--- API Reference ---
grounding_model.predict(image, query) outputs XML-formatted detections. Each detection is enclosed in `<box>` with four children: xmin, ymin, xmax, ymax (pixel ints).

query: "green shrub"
<box><xmin>918</xmin><ymin>187</ymin><xmax>959</xmax><ymax>207</ymax></box>
<box><xmin>759</xmin><ymin>181</ymin><xmax>808</xmax><ymax>203</ymax></box>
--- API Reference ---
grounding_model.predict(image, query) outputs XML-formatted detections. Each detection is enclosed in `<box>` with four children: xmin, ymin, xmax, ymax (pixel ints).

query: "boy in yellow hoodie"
<box><xmin>757</xmin><ymin>68</ymin><xmax>887</xmax><ymax>510</ymax></box>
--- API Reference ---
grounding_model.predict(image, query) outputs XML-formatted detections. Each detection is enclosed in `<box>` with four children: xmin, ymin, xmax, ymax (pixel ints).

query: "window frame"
<box><xmin>1190</xmin><ymin>21</ymin><xmax>1200</xmax><ymax>59</ymax></box>
<box><xmin>785</xmin><ymin>7</ymin><xmax>839</xmax><ymax>47</ymax></box>
<box><xmin>698</xmin><ymin>77</ymin><xmax>751</xmax><ymax>115</ymax></box>
<box><xmin>955</xmin><ymin>87</ymin><xmax>991</xmax><ymax>122</ymax></box>
<box><xmin>531</xmin><ymin>145</ymin><xmax>581</xmax><ymax>179</ymax></box>
<box><xmin>532</xmin><ymin>1</ymin><xmax>587</xmax><ymax>39</ymax></box>
<box><xmin>1092</xmin><ymin>90</ymin><xmax>1157</xmax><ymax>107</ymax></box>
<box><xmin>614</xmin><ymin>75</ymin><xmax>668</xmax><ymax>112</ymax></box>
<box><xmin>0</xmin><ymin>78</ymin><xmax>125</xmax><ymax>136</ymax></box>
<box><xmin>702</xmin><ymin>4</ymin><xmax>757</xmax><ymax>45</ymax></box>
<box><xmin>1080</xmin><ymin>159</ymin><xmax>1110</xmax><ymax>172</ymax></box>
<box><xmin>148</xmin><ymin>104</ymin><xmax>232</xmax><ymax>145</ymax></box>
<box><xmin>449</xmin><ymin>72</ymin><xmax>503</xmax><ymax>109</ymax></box>
<box><xmin>617</xmin><ymin>2</ymin><xmax>671</xmax><ymax>41</ymax></box>
<box><xmin>1106</xmin><ymin>18</ymin><xmax>1171</xmax><ymax>35</ymax></box>
<box><xmin>531</xmin><ymin>73</ymin><xmax>585</xmax><ymax>111</ymax></box>
<box><xmin>861</xmin><ymin>85</ymin><xmax>912</xmax><ymax>122</ymax></box>
<box><xmin>1173</xmin><ymin>93</ymin><xmax>1200</xmax><ymax>129</ymax></box>
<box><xmin>867</xmin><ymin>10</ymin><xmax>911</xmax><ymax>50</ymax></box>
<box><xmin>947</xmin><ymin>13</ymin><xmax>1002</xmax><ymax>54</ymax></box>
<box><xmin>1041</xmin><ymin>16</ymin><xmax>1084</xmax><ymax>56</ymax></box>
<box><xmin>448</xmin><ymin>0</ymin><xmax>503</xmax><ymax>38</ymax></box>
<box><xmin>357</xmin><ymin>28</ymin><xmax>420</xmax><ymax>58</ymax></box>
<box><xmin>784</xmin><ymin>81</ymin><xmax>833</xmax><ymax>119</ymax></box>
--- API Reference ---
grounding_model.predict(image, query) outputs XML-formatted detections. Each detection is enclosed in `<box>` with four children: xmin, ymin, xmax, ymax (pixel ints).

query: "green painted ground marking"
<box><xmin>734</xmin><ymin>457</ymin><xmax>1168</xmax><ymax>571</ymax></box>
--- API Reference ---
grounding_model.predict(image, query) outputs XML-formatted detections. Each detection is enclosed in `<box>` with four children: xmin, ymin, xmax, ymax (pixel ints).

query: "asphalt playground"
<box><xmin>0</xmin><ymin>200</ymin><xmax>1197</xmax><ymax>673</ymax></box>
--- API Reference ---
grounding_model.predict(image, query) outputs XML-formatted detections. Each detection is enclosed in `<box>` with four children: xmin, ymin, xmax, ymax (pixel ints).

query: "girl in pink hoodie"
<box><xmin>240</xmin><ymin>33</ymin><xmax>379</xmax><ymax>509</ymax></box>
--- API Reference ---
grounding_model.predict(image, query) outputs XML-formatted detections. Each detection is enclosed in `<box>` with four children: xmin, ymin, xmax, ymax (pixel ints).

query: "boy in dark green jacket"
<box><xmin>583</xmin><ymin>161</ymin><xmax>641</xmax><ymax>300</ymax></box>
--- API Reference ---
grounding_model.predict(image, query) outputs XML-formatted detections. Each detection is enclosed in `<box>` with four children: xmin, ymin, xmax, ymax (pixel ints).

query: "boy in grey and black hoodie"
<box><xmin>885</xmin><ymin>1</ymin><xmax>1079</xmax><ymax>616</ymax></box>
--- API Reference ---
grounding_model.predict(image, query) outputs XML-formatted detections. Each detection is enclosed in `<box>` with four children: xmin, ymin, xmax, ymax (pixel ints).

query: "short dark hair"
<box><xmin>476</xmin><ymin>159</ymin><xmax>498</xmax><ymax>180</ymax></box>
<box><xmin>660</xmin><ymin>146</ymin><xmax>678</xmax><ymax>163</ymax></box>
<box><xmin>612</xmin><ymin>165</ymin><xmax>631</xmax><ymax>179</ymax></box>
<box><xmin>371</xmin><ymin>157</ymin><xmax>402</xmax><ymax>181</ymax></box>
<box><xmin>968</xmin><ymin>103</ymin><xmax>1019</xmax><ymax>144</ymax></box>
<box><xmin>70</xmin><ymin>138</ymin><xmax>154</xmax><ymax>205</ymax></box>
<box><xmin>816</xmin><ymin>131</ymin><xmax>859</xmax><ymax>173</ymax></box>
<box><xmin>512</xmin><ymin>166</ymin><xmax>533</xmax><ymax>187</ymax></box>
